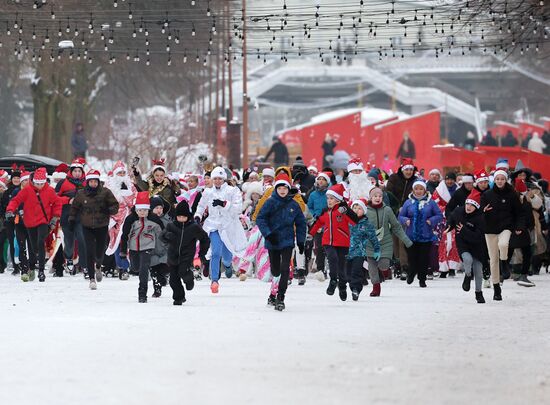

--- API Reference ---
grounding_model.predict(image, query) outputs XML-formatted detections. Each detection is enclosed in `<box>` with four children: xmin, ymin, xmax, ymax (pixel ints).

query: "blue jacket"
<box><xmin>307</xmin><ymin>187</ymin><xmax>328</xmax><ymax>218</ymax></box>
<box><xmin>348</xmin><ymin>217</ymin><xmax>380</xmax><ymax>259</ymax></box>
<box><xmin>256</xmin><ymin>191</ymin><xmax>307</xmax><ymax>250</ymax></box>
<box><xmin>398</xmin><ymin>193</ymin><xmax>443</xmax><ymax>242</ymax></box>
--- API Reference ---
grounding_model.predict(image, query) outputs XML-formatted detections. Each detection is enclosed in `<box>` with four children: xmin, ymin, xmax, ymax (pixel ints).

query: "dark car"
<box><xmin>0</xmin><ymin>154</ymin><xmax>64</xmax><ymax>175</ymax></box>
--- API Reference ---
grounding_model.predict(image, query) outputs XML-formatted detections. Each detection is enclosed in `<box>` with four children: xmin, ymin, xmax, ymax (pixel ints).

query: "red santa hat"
<box><xmin>20</xmin><ymin>170</ymin><xmax>31</xmax><ymax>182</ymax></box>
<box><xmin>70</xmin><ymin>157</ymin><xmax>86</xmax><ymax>170</ymax></box>
<box><xmin>347</xmin><ymin>157</ymin><xmax>364</xmax><ymax>172</ymax></box>
<box><xmin>262</xmin><ymin>167</ymin><xmax>275</xmax><ymax>178</ymax></box>
<box><xmin>112</xmin><ymin>160</ymin><xmax>128</xmax><ymax>176</ymax></box>
<box><xmin>465</xmin><ymin>189</ymin><xmax>481</xmax><ymax>209</ymax></box>
<box><xmin>514</xmin><ymin>178</ymin><xmax>528</xmax><ymax>194</ymax></box>
<box><xmin>0</xmin><ymin>177</ymin><xmax>8</xmax><ymax>190</ymax></box>
<box><xmin>135</xmin><ymin>191</ymin><xmax>151</xmax><ymax>210</ymax></box>
<box><xmin>33</xmin><ymin>167</ymin><xmax>48</xmax><ymax>184</ymax></box>
<box><xmin>316</xmin><ymin>172</ymin><xmax>331</xmax><ymax>184</ymax></box>
<box><xmin>52</xmin><ymin>164</ymin><xmax>68</xmax><ymax>181</ymax></box>
<box><xmin>151</xmin><ymin>158</ymin><xmax>166</xmax><ymax>173</ymax></box>
<box><xmin>274</xmin><ymin>173</ymin><xmax>292</xmax><ymax>189</ymax></box>
<box><xmin>86</xmin><ymin>169</ymin><xmax>101</xmax><ymax>181</ymax></box>
<box><xmin>351</xmin><ymin>198</ymin><xmax>368</xmax><ymax>213</ymax></box>
<box><xmin>474</xmin><ymin>169</ymin><xmax>489</xmax><ymax>184</ymax></box>
<box><xmin>400</xmin><ymin>158</ymin><xmax>415</xmax><ymax>171</ymax></box>
<box><xmin>326</xmin><ymin>183</ymin><xmax>346</xmax><ymax>201</ymax></box>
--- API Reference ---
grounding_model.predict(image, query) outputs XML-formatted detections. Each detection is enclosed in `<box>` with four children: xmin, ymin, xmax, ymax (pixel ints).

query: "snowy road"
<box><xmin>1</xmin><ymin>272</ymin><xmax>550</xmax><ymax>405</ymax></box>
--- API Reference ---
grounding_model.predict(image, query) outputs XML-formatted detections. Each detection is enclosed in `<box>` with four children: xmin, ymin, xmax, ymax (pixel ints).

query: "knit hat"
<box><xmin>400</xmin><ymin>158</ymin><xmax>415</xmax><ymax>171</ymax></box>
<box><xmin>369</xmin><ymin>187</ymin><xmax>383</xmax><ymax>198</ymax></box>
<box><xmin>262</xmin><ymin>167</ymin><xmax>275</xmax><ymax>178</ymax></box>
<box><xmin>316</xmin><ymin>172</ymin><xmax>331</xmax><ymax>184</ymax></box>
<box><xmin>274</xmin><ymin>173</ymin><xmax>292</xmax><ymax>189</ymax></box>
<box><xmin>20</xmin><ymin>171</ymin><xmax>31</xmax><ymax>182</ymax></box>
<box><xmin>347</xmin><ymin>157</ymin><xmax>364</xmax><ymax>172</ymax></box>
<box><xmin>86</xmin><ymin>169</ymin><xmax>101</xmax><ymax>181</ymax></box>
<box><xmin>135</xmin><ymin>191</ymin><xmax>150</xmax><ymax>210</ymax></box>
<box><xmin>465</xmin><ymin>189</ymin><xmax>481</xmax><ymax>209</ymax></box>
<box><xmin>211</xmin><ymin>166</ymin><xmax>227</xmax><ymax>180</ymax></box>
<box><xmin>112</xmin><ymin>161</ymin><xmax>127</xmax><ymax>176</ymax></box>
<box><xmin>293</xmin><ymin>156</ymin><xmax>306</xmax><ymax>168</ymax></box>
<box><xmin>150</xmin><ymin>196</ymin><xmax>165</xmax><ymax>213</ymax></box>
<box><xmin>429</xmin><ymin>168</ymin><xmax>441</xmax><ymax>176</ymax></box>
<box><xmin>151</xmin><ymin>158</ymin><xmax>166</xmax><ymax>173</ymax></box>
<box><xmin>0</xmin><ymin>177</ymin><xmax>8</xmax><ymax>190</ymax></box>
<box><xmin>33</xmin><ymin>167</ymin><xmax>48</xmax><ymax>184</ymax></box>
<box><xmin>493</xmin><ymin>169</ymin><xmax>508</xmax><ymax>180</ymax></box>
<box><xmin>514</xmin><ymin>178</ymin><xmax>528</xmax><ymax>194</ymax></box>
<box><xmin>70</xmin><ymin>158</ymin><xmax>86</xmax><ymax>170</ymax></box>
<box><xmin>412</xmin><ymin>179</ymin><xmax>427</xmax><ymax>189</ymax></box>
<box><xmin>307</xmin><ymin>166</ymin><xmax>318</xmax><ymax>175</ymax></box>
<box><xmin>474</xmin><ymin>169</ymin><xmax>489</xmax><ymax>184</ymax></box>
<box><xmin>495</xmin><ymin>158</ymin><xmax>509</xmax><ymax>170</ymax></box>
<box><xmin>351</xmin><ymin>198</ymin><xmax>368</xmax><ymax>213</ymax></box>
<box><xmin>326</xmin><ymin>183</ymin><xmax>346</xmax><ymax>201</ymax></box>
<box><xmin>367</xmin><ymin>168</ymin><xmax>380</xmax><ymax>179</ymax></box>
<box><xmin>175</xmin><ymin>200</ymin><xmax>192</xmax><ymax>217</ymax></box>
<box><xmin>462</xmin><ymin>173</ymin><xmax>475</xmax><ymax>183</ymax></box>
<box><xmin>445</xmin><ymin>172</ymin><xmax>457</xmax><ymax>181</ymax></box>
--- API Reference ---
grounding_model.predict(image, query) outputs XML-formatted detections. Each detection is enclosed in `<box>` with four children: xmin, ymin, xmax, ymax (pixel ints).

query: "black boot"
<box><xmin>406</xmin><ymin>270</ymin><xmax>415</xmax><ymax>285</ymax></box>
<box><xmin>493</xmin><ymin>283</ymin><xmax>502</xmax><ymax>301</ymax></box>
<box><xmin>326</xmin><ymin>279</ymin><xmax>337</xmax><ymax>296</ymax></box>
<box><xmin>400</xmin><ymin>265</ymin><xmax>409</xmax><ymax>281</ymax></box>
<box><xmin>351</xmin><ymin>289</ymin><xmax>360</xmax><ymax>301</ymax></box>
<box><xmin>267</xmin><ymin>294</ymin><xmax>276</xmax><ymax>306</ymax></box>
<box><xmin>274</xmin><ymin>297</ymin><xmax>285</xmax><ymax>311</ymax></box>
<box><xmin>339</xmin><ymin>286</ymin><xmax>347</xmax><ymax>301</ymax></box>
<box><xmin>499</xmin><ymin>260</ymin><xmax>510</xmax><ymax>281</ymax></box>
<box><xmin>475</xmin><ymin>291</ymin><xmax>485</xmax><ymax>304</ymax></box>
<box><xmin>439</xmin><ymin>271</ymin><xmax>447</xmax><ymax>278</ymax></box>
<box><xmin>11</xmin><ymin>263</ymin><xmax>20</xmax><ymax>276</ymax></box>
<box><xmin>297</xmin><ymin>268</ymin><xmax>306</xmax><ymax>286</ymax></box>
<box><xmin>38</xmin><ymin>270</ymin><xmax>45</xmax><ymax>282</ymax></box>
<box><xmin>138</xmin><ymin>296</ymin><xmax>147</xmax><ymax>303</ymax></box>
<box><xmin>419</xmin><ymin>279</ymin><xmax>427</xmax><ymax>288</ymax></box>
<box><xmin>462</xmin><ymin>274</ymin><xmax>472</xmax><ymax>292</ymax></box>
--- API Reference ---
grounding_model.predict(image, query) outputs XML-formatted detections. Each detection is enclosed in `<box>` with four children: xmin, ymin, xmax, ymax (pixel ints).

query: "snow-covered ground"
<box><xmin>1</xmin><ymin>272</ymin><xmax>549</xmax><ymax>405</ymax></box>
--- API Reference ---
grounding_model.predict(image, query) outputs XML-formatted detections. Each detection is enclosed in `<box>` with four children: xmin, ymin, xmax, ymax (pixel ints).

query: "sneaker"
<box><xmin>517</xmin><ymin>275</ymin><xmax>535</xmax><ymax>287</ymax></box>
<box><xmin>462</xmin><ymin>274</ymin><xmax>472</xmax><ymax>292</ymax></box>
<box><xmin>119</xmin><ymin>271</ymin><xmax>129</xmax><ymax>281</ymax></box>
<box><xmin>66</xmin><ymin>259</ymin><xmax>74</xmax><ymax>273</ymax></box>
<box><xmin>267</xmin><ymin>294</ymin><xmax>276</xmax><ymax>306</ymax></box>
<box><xmin>326</xmin><ymin>279</ymin><xmax>337</xmax><ymax>296</ymax></box>
<box><xmin>173</xmin><ymin>298</ymin><xmax>185</xmax><ymax>305</ymax></box>
<box><xmin>95</xmin><ymin>264</ymin><xmax>103</xmax><ymax>282</ymax></box>
<box><xmin>274</xmin><ymin>299</ymin><xmax>285</xmax><ymax>311</ymax></box>
<box><xmin>483</xmin><ymin>279</ymin><xmax>491</xmax><ymax>289</ymax></box>
<box><xmin>427</xmin><ymin>273</ymin><xmax>434</xmax><ymax>280</ymax></box>
<box><xmin>419</xmin><ymin>280</ymin><xmax>427</xmax><ymax>288</ymax></box>
<box><xmin>210</xmin><ymin>281</ymin><xmax>219</xmax><ymax>294</ymax></box>
<box><xmin>28</xmin><ymin>269</ymin><xmax>36</xmax><ymax>282</ymax></box>
<box><xmin>238</xmin><ymin>271</ymin><xmax>247</xmax><ymax>282</ymax></box>
<box><xmin>339</xmin><ymin>287</ymin><xmax>347</xmax><ymax>302</ymax></box>
<box><xmin>475</xmin><ymin>291</ymin><xmax>485</xmax><ymax>304</ymax></box>
<box><xmin>351</xmin><ymin>290</ymin><xmax>360</xmax><ymax>301</ymax></box>
<box><xmin>400</xmin><ymin>271</ymin><xmax>408</xmax><ymax>281</ymax></box>
<box><xmin>38</xmin><ymin>270</ymin><xmax>45</xmax><ymax>282</ymax></box>
<box><xmin>89</xmin><ymin>279</ymin><xmax>97</xmax><ymax>290</ymax></box>
<box><xmin>138</xmin><ymin>297</ymin><xmax>147</xmax><ymax>303</ymax></box>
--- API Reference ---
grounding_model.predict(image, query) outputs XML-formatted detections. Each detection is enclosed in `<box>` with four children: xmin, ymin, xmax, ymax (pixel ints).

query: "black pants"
<box><xmin>346</xmin><ymin>256</ymin><xmax>365</xmax><ymax>293</ymax></box>
<box><xmin>27</xmin><ymin>224</ymin><xmax>49</xmax><ymax>272</ymax></box>
<box><xmin>508</xmin><ymin>246</ymin><xmax>532</xmax><ymax>276</ymax></box>
<box><xmin>314</xmin><ymin>232</ymin><xmax>326</xmax><ymax>272</ymax></box>
<box><xmin>83</xmin><ymin>226</ymin><xmax>109</xmax><ymax>280</ymax></box>
<box><xmin>0</xmin><ymin>229</ymin><xmax>8</xmax><ymax>270</ymax></box>
<box><xmin>151</xmin><ymin>263</ymin><xmax>169</xmax><ymax>290</ymax></box>
<box><xmin>62</xmin><ymin>221</ymin><xmax>87</xmax><ymax>264</ymax></box>
<box><xmin>325</xmin><ymin>246</ymin><xmax>349</xmax><ymax>288</ymax></box>
<box><xmin>130</xmin><ymin>250</ymin><xmax>153</xmax><ymax>299</ymax></box>
<box><xmin>406</xmin><ymin>242</ymin><xmax>432</xmax><ymax>282</ymax></box>
<box><xmin>268</xmin><ymin>247</ymin><xmax>294</xmax><ymax>300</ymax></box>
<box><xmin>169</xmin><ymin>262</ymin><xmax>195</xmax><ymax>301</ymax></box>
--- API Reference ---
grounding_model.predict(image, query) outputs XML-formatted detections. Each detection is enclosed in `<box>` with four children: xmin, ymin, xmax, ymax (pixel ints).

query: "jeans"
<box><xmin>130</xmin><ymin>250</ymin><xmax>153</xmax><ymax>299</ymax></box>
<box><xmin>14</xmin><ymin>223</ymin><xmax>29</xmax><ymax>270</ymax></box>
<box><xmin>325</xmin><ymin>246</ymin><xmax>348</xmax><ymax>288</ymax></box>
<box><xmin>27</xmin><ymin>224</ymin><xmax>49</xmax><ymax>272</ymax></box>
<box><xmin>461</xmin><ymin>252</ymin><xmax>483</xmax><ymax>292</ymax></box>
<box><xmin>62</xmin><ymin>221</ymin><xmax>87</xmax><ymax>266</ymax></box>
<box><xmin>209</xmin><ymin>231</ymin><xmax>233</xmax><ymax>282</ymax></box>
<box><xmin>83</xmin><ymin>226</ymin><xmax>109</xmax><ymax>280</ymax></box>
<box><xmin>268</xmin><ymin>247</ymin><xmax>294</xmax><ymax>300</ymax></box>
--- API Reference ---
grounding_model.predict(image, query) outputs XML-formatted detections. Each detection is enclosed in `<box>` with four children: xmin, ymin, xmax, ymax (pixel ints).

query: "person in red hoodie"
<box><xmin>6</xmin><ymin>167</ymin><xmax>62</xmax><ymax>282</ymax></box>
<box><xmin>309</xmin><ymin>183</ymin><xmax>358</xmax><ymax>300</ymax></box>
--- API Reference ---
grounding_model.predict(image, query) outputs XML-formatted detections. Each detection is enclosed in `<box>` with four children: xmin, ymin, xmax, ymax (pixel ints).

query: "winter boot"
<box><xmin>267</xmin><ymin>294</ymin><xmax>276</xmax><ymax>306</ymax></box>
<box><xmin>66</xmin><ymin>259</ymin><xmax>74</xmax><ymax>273</ymax></box>
<box><xmin>339</xmin><ymin>286</ymin><xmax>347</xmax><ymax>302</ymax></box>
<box><xmin>20</xmin><ymin>268</ymin><xmax>29</xmax><ymax>282</ymax></box>
<box><xmin>138</xmin><ymin>296</ymin><xmax>147</xmax><ymax>303</ymax></box>
<box><xmin>475</xmin><ymin>291</ymin><xmax>485</xmax><ymax>304</ymax></box>
<box><xmin>326</xmin><ymin>279</ymin><xmax>338</xmax><ymax>296</ymax></box>
<box><xmin>449</xmin><ymin>269</ymin><xmax>456</xmax><ymax>277</ymax></box>
<box><xmin>439</xmin><ymin>271</ymin><xmax>447</xmax><ymax>279</ymax></box>
<box><xmin>183</xmin><ymin>272</ymin><xmax>195</xmax><ymax>291</ymax></box>
<box><xmin>11</xmin><ymin>264</ymin><xmax>20</xmax><ymax>276</ymax></box>
<box><xmin>370</xmin><ymin>283</ymin><xmax>381</xmax><ymax>297</ymax></box>
<box><xmin>499</xmin><ymin>260</ymin><xmax>510</xmax><ymax>281</ymax></box>
<box><xmin>297</xmin><ymin>268</ymin><xmax>306</xmax><ymax>286</ymax></box>
<box><xmin>351</xmin><ymin>289</ymin><xmax>360</xmax><ymax>301</ymax></box>
<box><xmin>517</xmin><ymin>274</ymin><xmax>535</xmax><ymax>287</ymax></box>
<box><xmin>406</xmin><ymin>271</ymin><xmax>415</xmax><ymax>285</ymax></box>
<box><xmin>224</xmin><ymin>263</ymin><xmax>233</xmax><ymax>278</ymax></box>
<box><xmin>152</xmin><ymin>282</ymin><xmax>162</xmax><ymax>298</ymax></box>
<box><xmin>493</xmin><ymin>283</ymin><xmax>502</xmax><ymax>301</ymax></box>
<box><xmin>419</xmin><ymin>279</ymin><xmax>427</xmax><ymax>288</ymax></box>
<box><xmin>95</xmin><ymin>264</ymin><xmax>103</xmax><ymax>282</ymax></box>
<box><xmin>173</xmin><ymin>298</ymin><xmax>185</xmax><ymax>305</ymax></box>
<box><xmin>274</xmin><ymin>298</ymin><xmax>285</xmax><ymax>311</ymax></box>
<box><xmin>210</xmin><ymin>281</ymin><xmax>219</xmax><ymax>294</ymax></box>
<box><xmin>462</xmin><ymin>274</ymin><xmax>472</xmax><ymax>292</ymax></box>
<box><xmin>400</xmin><ymin>265</ymin><xmax>409</xmax><ymax>281</ymax></box>
<box><xmin>89</xmin><ymin>278</ymin><xmax>97</xmax><ymax>290</ymax></box>
<box><xmin>28</xmin><ymin>268</ymin><xmax>36</xmax><ymax>282</ymax></box>
<box><xmin>38</xmin><ymin>270</ymin><xmax>45</xmax><ymax>282</ymax></box>
<box><xmin>119</xmin><ymin>270</ymin><xmax>129</xmax><ymax>280</ymax></box>
<box><xmin>381</xmin><ymin>269</ymin><xmax>392</xmax><ymax>280</ymax></box>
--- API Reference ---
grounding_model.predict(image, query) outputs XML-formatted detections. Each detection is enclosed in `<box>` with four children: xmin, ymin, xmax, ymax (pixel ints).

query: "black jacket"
<box><xmin>480</xmin><ymin>183</ymin><xmax>524</xmax><ymax>234</ymax></box>
<box><xmin>160</xmin><ymin>220</ymin><xmax>210</xmax><ymax>266</ymax></box>
<box><xmin>386</xmin><ymin>168</ymin><xmax>417</xmax><ymax>209</ymax></box>
<box><xmin>265</xmin><ymin>141</ymin><xmax>289</xmax><ymax>165</ymax></box>
<box><xmin>445</xmin><ymin>186</ymin><xmax>472</xmax><ymax>218</ymax></box>
<box><xmin>509</xmin><ymin>197</ymin><xmax>535</xmax><ymax>249</ymax></box>
<box><xmin>448</xmin><ymin>207</ymin><xmax>488</xmax><ymax>262</ymax></box>
<box><xmin>426</xmin><ymin>180</ymin><xmax>439</xmax><ymax>194</ymax></box>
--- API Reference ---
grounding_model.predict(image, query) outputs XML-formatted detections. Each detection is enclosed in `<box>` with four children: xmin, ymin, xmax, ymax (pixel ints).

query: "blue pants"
<box><xmin>209</xmin><ymin>231</ymin><xmax>232</xmax><ymax>282</ymax></box>
<box><xmin>114</xmin><ymin>246</ymin><xmax>129</xmax><ymax>270</ymax></box>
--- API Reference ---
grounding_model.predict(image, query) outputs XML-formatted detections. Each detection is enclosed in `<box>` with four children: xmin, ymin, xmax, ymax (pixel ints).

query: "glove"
<box><xmin>194</xmin><ymin>216</ymin><xmax>201</xmax><ymax>224</ymax></box>
<box><xmin>5</xmin><ymin>212</ymin><xmax>15</xmax><ymax>222</ymax></box>
<box><xmin>266</xmin><ymin>233</ymin><xmax>278</xmax><ymax>246</ymax></box>
<box><xmin>297</xmin><ymin>242</ymin><xmax>305</xmax><ymax>255</ymax></box>
<box><xmin>212</xmin><ymin>199</ymin><xmax>226</xmax><ymax>207</ymax></box>
<box><xmin>373</xmin><ymin>251</ymin><xmax>381</xmax><ymax>261</ymax></box>
<box><xmin>337</xmin><ymin>202</ymin><xmax>348</xmax><ymax>214</ymax></box>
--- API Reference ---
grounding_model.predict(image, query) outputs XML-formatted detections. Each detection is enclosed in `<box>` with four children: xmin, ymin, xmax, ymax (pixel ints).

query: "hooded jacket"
<box><xmin>448</xmin><ymin>206</ymin><xmax>488</xmax><ymax>262</ymax></box>
<box><xmin>386</xmin><ymin>167</ymin><xmax>418</xmax><ymax>209</ymax></box>
<box><xmin>56</xmin><ymin>174</ymin><xmax>86</xmax><ymax>225</ymax></box>
<box><xmin>366</xmin><ymin>203</ymin><xmax>412</xmax><ymax>258</ymax></box>
<box><xmin>309</xmin><ymin>203</ymin><xmax>359</xmax><ymax>247</ymax></box>
<box><xmin>160</xmin><ymin>219</ymin><xmax>210</xmax><ymax>266</ymax></box>
<box><xmin>398</xmin><ymin>192</ymin><xmax>443</xmax><ymax>243</ymax></box>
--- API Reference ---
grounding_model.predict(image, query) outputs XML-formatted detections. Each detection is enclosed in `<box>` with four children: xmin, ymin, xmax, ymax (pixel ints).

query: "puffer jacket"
<box><xmin>445</xmin><ymin>185</ymin><xmax>470</xmax><ymax>218</ymax></box>
<box><xmin>150</xmin><ymin>214</ymin><xmax>171</xmax><ymax>267</ymax></box>
<box><xmin>480</xmin><ymin>182</ymin><xmax>523</xmax><ymax>234</ymax></box>
<box><xmin>448</xmin><ymin>206</ymin><xmax>488</xmax><ymax>262</ymax></box>
<box><xmin>256</xmin><ymin>189</ymin><xmax>307</xmax><ymax>250</ymax></box>
<box><xmin>119</xmin><ymin>210</ymin><xmax>164</xmax><ymax>253</ymax></box>
<box><xmin>386</xmin><ymin>168</ymin><xmax>417</xmax><ymax>208</ymax></box>
<box><xmin>6</xmin><ymin>183</ymin><xmax>62</xmax><ymax>228</ymax></box>
<box><xmin>69</xmin><ymin>185</ymin><xmax>119</xmax><ymax>229</ymax></box>
<box><xmin>366</xmin><ymin>203</ymin><xmax>412</xmax><ymax>258</ymax></box>
<box><xmin>398</xmin><ymin>193</ymin><xmax>443</xmax><ymax>243</ymax></box>
<box><xmin>309</xmin><ymin>203</ymin><xmax>359</xmax><ymax>247</ymax></box>
<box><xmin>160</xmin><ymin>219</ymin><xmax>210</xmax><ymax>266</ymax></box>
<box><xmin>307</xmin><ymin>187</ymin><xmax>328</xmax><ymax>219</ymax></box>
<box><xmin>347</xmin><ymin>217</ymin><xmax>380</xmax><ymax>259</ymax></box>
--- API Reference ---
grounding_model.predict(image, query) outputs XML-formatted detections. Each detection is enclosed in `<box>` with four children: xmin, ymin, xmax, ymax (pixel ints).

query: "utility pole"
<box><xmin>242</xmin><ymin>0</ymin><xmax>249</xmax><ymax>167</ymax></box>
<box><xmin>227</xmin><ymin>1</ymin><xmax>233</xmax><ymax>122</ymax></box>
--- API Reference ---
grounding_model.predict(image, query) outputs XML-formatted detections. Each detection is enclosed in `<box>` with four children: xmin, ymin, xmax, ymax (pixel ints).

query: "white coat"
<box><xmin>196</xmin><ymin>183</ymin><xmax>247</xmax><ymax>257</ymax></box>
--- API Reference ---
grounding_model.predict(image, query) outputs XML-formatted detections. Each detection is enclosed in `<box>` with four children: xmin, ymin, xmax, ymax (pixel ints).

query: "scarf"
<box><xmin>147</xmin><ymin>177</ymin><xmax>170</xmax><ymax>198</ymax></box>
<box><xmin>85</xmin><ymin>184</ymin><xmax>99</xmax><ymax>197</ymax></box>
<box><xmin>369</xmin><ymin>201</ymin><xmax>383</xmax><ymax>209</ymax></box>
<box><xmin>68</xmin><ymin>176</ymin><xmax>84</xmax><ymax>187</ymax></box>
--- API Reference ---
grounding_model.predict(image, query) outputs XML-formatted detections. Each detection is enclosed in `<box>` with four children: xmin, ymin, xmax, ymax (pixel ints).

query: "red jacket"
<box><xmin>7</xmin><ymin>183</ymin><xmax>62</xmax><ymax>228</ymax></box>
<box><xmin>309</xmin><ymin>206</ymin><xmax>356</xmax><ymax>247</ymax></box>
<box><xmin>57</xmin><ymin>176</ymin><xmax>86</xmax><ymax>205</ymax></box>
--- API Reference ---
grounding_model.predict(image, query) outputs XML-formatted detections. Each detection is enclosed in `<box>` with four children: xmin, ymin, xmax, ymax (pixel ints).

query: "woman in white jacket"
<box><xmin>195</xmin><ymin>167</ymin><xmax>247</xmax><ymax>293</ymax></box>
